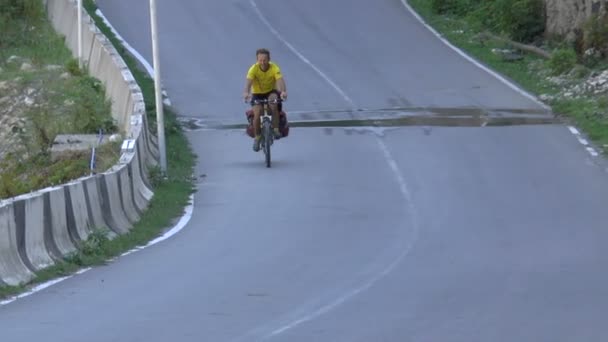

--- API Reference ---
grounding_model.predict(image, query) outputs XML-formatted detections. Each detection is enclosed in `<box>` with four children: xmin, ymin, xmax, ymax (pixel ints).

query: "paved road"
<box><xmin>1</xmin><ymin>0</ymin><xmax>608</xmax><ymax>341</ymax></box>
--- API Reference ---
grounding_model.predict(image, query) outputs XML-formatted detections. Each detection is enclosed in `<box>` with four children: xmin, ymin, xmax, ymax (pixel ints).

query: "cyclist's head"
<box><xmin>256</xmin><ymin>48</ymin><xmax>270</xmax><ymax>70</ymax></box>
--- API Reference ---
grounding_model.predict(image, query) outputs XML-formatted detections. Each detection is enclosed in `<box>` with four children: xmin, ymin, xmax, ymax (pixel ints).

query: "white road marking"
<box><xmin>399</xmin><ymin>0</ymin><xmax>551</xmax><ymax>111</ymax></box>
<box><xmin>1</xmin><ymin>7</ymin><xmax>195</xmax><ymax>306</ymax></box>
<box><xmin>248</xmin><ymin>1</ymin><xmax>419</xmax><ymax>338</ymax></box>
<box><xmin>249</xmin><ymin>0</ymin><xmax>355</xmax><ymax>107</ymax></box>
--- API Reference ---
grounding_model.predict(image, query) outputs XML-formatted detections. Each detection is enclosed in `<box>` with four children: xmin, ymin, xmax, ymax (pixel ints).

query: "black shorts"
<box><xmin>251</xmin><ymin>90</ymin><xmax>282</xmax><ymax>112</ymax></box>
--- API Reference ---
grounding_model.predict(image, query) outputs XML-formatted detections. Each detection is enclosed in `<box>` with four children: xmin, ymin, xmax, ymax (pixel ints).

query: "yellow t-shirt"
<box><xmin>247</xmin><ymin>62</ymin><xmax>283</xmax><ymax>94</ymax></box>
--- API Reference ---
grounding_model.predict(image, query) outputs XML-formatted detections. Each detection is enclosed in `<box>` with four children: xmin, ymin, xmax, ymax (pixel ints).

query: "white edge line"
<box><xmin>263</xmin><ymin>140</ymin><xmax>419</xmax><ymax>339</ymax></box>
<box><xmin>1</xmin><ymin>195</ymin><xmax>194</xmax><ymax>307</ymax></box>
<box><xmin>247</xmin><ymin>1</ymin><xmax>419</xmax><ymax>336</ymax></box>
<box><xmin>145</xmin><ymin>196</ymin><xmax>194</xmax><ymax>247</ymax></box>
<box><xmin>0</xmin><ymin>276</ymin><xmax>69</xmax><ymax>306</ymax></box>
<box><xmin>249</xmin><ymin>0</ymin><xmax>355</xmax><ymax>107</ymax></box>
<box><xmin>0</xmin><ymin>267</ymin><xmax>92</xmax><ymax>306</ymax></box>
<box><xmin>587</xmin><ymin>147</ymin><xmax>599</xmax><ymax>157</ymax></box>
<box><xmin>95</xmin><ymin>9</ymin><xmax>155</xmax><ymax>78</ymax></box>
<box><xmin>568</xmin><ymin>125</ymin><xmax>601</xmax><ymax>157</ymax></box>
<box><xmin>399</xmin><ymin>0</ymin><xmax>551</xmax><ymax>111</ymax></box>
<box><xmin>1</xmin><ymin>8</ymin><xmax>193</xmax><ymax>305</ymax></box>
<box><xmin>246</xmin><ymin>3</ymin><xmax>420</xmax><ymax>330</ymax></box>
<box><xmin>96</xmin><ymin>9</ymin><xmax>173</xmax><ymax>104</ymax></box>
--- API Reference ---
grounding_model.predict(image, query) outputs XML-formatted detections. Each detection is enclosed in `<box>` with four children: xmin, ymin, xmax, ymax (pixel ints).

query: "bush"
<box><xmin>582</xmin><ymin>14</ymin><xmax>608</xmax><ymax>59</ymax></box>
<box><xmin>0</xmin><ymin>164</ymin><xmax>30</xmax><ymax>198</ymax></box>
<box><xmin>439</xmin><ymin>0</ymin><xmax>545</xmax><ymax>43</ymax></box>
<box><xmin>0</xmin><ymin>0</ymin><xmax>44</xmax><ymax>40</ymax></box>
<box><xmin>549</xmin><ymin>48</ymin><xmax>578</xmax><ymax>75</ymax></box>
<box><xmin>79</xmin><ymin>228</ymin><xmax>111</xmax><ymax>256</ymax></box>
<box><xmin>597</xmin><ymin>95</ymin><xmax>608</xmax><ymax>111</ymax></box>
<box><xmin>69</xmin><ymin>76</ymin><xmax>116</xmax><ymax>133</ymax></box>
<box><xmin>0</xmin><ymin>0</ymin><xmax>45</xmax><ymax>51</ymax></box>
<box><xmin>0</xmin><ymin>0</ymin><xmax>44</xmax><ymax>21</ymax></box>
<box><xmin>569</xmin><ymin>64</ymin><xmax>590</xmax><ymax>79</ymax></box>
<box><xmin>65</xmin><ymin>58</ymin><xmax>84</xmax><ymax>76</ymax></box>
<box><xmin>431</xmin><ymin>0</ymin><xmax>474</xmax><ymax>16</ymax></box>
<box><xmin>484</xmin><ymin>0</ymin><xmax>545</xmax><ymax>43</ymax></box>
<box><xmin>504</xmin><ymin>0</ymin><xmax>545</xmax><ymax>43</ymax></box>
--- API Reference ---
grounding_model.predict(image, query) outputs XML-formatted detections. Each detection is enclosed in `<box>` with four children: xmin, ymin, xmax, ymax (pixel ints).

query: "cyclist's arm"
<box><xmin>243</xmin><ymin>77</ymin><xmax>253</xmax><ymax>98</ymax></box>
<box><xmin>276</xmin><ymin>77</ymin><xmax>286</xmax><ymax>93</ymax></box>
<box><xmin>273</xmin><ymin>64</ymin><xmax>286</xmax><ymax>93</ymax></box>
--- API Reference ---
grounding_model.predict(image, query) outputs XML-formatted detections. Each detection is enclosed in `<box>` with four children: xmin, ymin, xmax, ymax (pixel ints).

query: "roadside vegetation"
<box><xmin>0</xmin><ymin>0</ymin><xmax>121</xmax><ymax>198</ymax></box>
<box><xmin>409</xmin><ymin>0</ymin><xmax>608</xmax><ymax>152</ymax></box>
<box><xmin>0</xmin><ymin>0</ymin><xmax>196</xmax><ymax>300</ymax></box>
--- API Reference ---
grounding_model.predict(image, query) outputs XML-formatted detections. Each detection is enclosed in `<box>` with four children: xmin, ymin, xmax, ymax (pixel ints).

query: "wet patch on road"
<box><xmin>178</xmin><ymin>106</ymin><xmax>558</xmax><ymax>132</ymax></box>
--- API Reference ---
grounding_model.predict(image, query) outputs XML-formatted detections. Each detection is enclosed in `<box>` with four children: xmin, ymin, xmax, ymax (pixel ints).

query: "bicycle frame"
<box><xmin>250</xmin><ymin>98</ymin><xmax>283</xmax><ymax>167</ymax></box>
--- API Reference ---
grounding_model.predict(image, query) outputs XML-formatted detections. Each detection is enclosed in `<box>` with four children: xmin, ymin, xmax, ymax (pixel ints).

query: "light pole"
<box><xmin>76</xmin><ymin>0</ymin><xmax>167</xmax><ymax>174</ymax></box>
<box><xmin>149</xmin><ymin>0</ymin><xmax>167</xmax><ymax>175</ymax></box>
<box><xmin>77</xmin><ymin>0</ymin><xmax>83</xmax><ymax>68</ymax></box>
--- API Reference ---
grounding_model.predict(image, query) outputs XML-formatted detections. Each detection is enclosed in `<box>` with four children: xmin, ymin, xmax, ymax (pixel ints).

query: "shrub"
<box><xmin>582</xmin><ymin>14</ymin><xmax>608</xmax><ymax>61</ymax></box>
<box><xmin>447</xmin><ymin>0</ymin><xmax>545</xmax><ymax>43</ymax></box>
<box><xmin>431</xmin><ymin>0</ymin><xmax>475</xmax><ymax>16</ymax></box>
<box><xmin>0</xmin><ymin>0</ymin><xmax>45</xmax><ymax>48</ymax></box>
<box><xmin>549</xmin><ymin>48</ymin><xmax>578</xmax><ymax>75</ymax></box>
<box><xmin>0</xmin><ymin>0</ymin><xmax>44</xmax><ymax>21</ymax></box>
<box><xmin>71</xmin><ymin>76</ymin><xmax>116</xmax><ymax>133</ymax></box>
<box><xmin>65</xmin><ymin>58</ymin><xmax>84</xmax><ymax>76</ymax></box>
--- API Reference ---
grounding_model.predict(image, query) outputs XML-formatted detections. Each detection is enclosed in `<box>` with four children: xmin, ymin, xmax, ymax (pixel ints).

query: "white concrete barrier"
<box><xmin>99</xmin><ymin>169</ymin><xmax>133</xmax><ymax>234</ymax></box>
<box><xmin>12</xmin><ymin>194</ymin><xmax>55</xmax><ymax>271</ymax></box>
<box><xmin>0</xmin><ymin>0</ymin><xmax>161</xmax><ymax>286</ymax></box>
<box><xmin>136</xmin><ymin>133</ymin><xmax>154</xmax><ymax>189</ymax></box>
<box><xmin>0</xmin><ymin>202</ymin><xmax>35</xmax><ymax>286</ymax></box>
<box><xmin>82</xmin><ymin>175</ymin><xmax>110</xmax><ymax>233</ymax></box>
<box><xmin>133</xmin><ymin>140</ymin><xmax>154</xmax><ymax>202</ymax></box>
<box><xmin>117</xmin><ymin>163</ymin><xmax>141</xmax><ymax>224</ymax></box>
<box><xmin>125</xmin><ymin>117</ymin><xmax>154</xmax><ymax>212</ymax></box>
<box><xmin>65</xmin><ymin>179</ymin><xmax>93</xmax><ymax>242</ymax></box>
<box><xmin>47</xmin><ymin>0</ymin><xmax>75</xmax><ymax>50</ymax></box>
<box><xmin>47</xmin><ymin>187</ymin><xmax>78</xmax><ymax>258</ymax></box>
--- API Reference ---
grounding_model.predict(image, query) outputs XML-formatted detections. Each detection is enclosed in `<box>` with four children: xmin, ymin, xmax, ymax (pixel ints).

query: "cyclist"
<box><xmin>243</xmin><ymin>48</ymin><xmax>288</xmax><ymax>151</ymax></box>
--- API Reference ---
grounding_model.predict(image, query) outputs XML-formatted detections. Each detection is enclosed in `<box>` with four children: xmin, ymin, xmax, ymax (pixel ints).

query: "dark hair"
<box><xmin>256</xmin><ymin>48</ymin><xmax>270</xmax><ymax>58</ymax></box>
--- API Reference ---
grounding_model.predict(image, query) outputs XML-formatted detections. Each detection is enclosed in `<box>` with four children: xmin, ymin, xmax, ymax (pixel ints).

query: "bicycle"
<box><xmin>249</xmin><ymin>97</ymin><xmax>284</xmax><ymax>168</ymax></box>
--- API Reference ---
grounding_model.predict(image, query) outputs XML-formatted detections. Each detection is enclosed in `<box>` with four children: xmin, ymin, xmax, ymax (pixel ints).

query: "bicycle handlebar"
<box><xmin>246</xmin><ymin>98</ymin><xmax>285</xmax><ymax>105</ymax></box>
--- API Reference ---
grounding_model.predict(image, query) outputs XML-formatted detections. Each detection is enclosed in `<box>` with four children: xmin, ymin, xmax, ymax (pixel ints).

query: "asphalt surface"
<box><xmin>1</xmin><ymin>0</ymin><xmax>608</xmax><ymax>341</ymax></box>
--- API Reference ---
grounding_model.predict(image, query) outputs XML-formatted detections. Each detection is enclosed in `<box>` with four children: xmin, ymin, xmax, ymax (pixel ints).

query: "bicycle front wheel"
<box><xmin>262</xmin><ymin>121</ymin><xmax>272</xmax><ymax>168</ymax></box>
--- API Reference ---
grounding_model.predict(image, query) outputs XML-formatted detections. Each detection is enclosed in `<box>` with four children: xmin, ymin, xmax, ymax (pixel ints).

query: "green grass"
<box><xmin>0</xmin><ymin>142</ymin><xmax>121</xmax><ymax>198</ymax></box>
<box><xmin>409</xmin><ymin>1</ymin><xmax>557</xmax><ymax>95</ymax></box>
<box><xmin>407</xmin><ymin>0</ymin><xmax>608</xmax><ymax>153</ymax></box>
<box><xmin>0</xmin><ymin>1</ymin><xmax>196</xmax><ymax>300</ymax></box>
<box><xmin>552</xmin><ymin>97</ymin><xmax>608</xmax><ymax>148</ymax></box>
<box><xmin>0</xmin><ymin>2</ymin><xmax>120</xmax><ymax>198</ymax></box>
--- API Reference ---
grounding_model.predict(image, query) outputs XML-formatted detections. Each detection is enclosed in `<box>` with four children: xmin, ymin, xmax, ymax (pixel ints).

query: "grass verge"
<box><xmin>0</xmin><ymin>2</ymin><xmax>120</xmax><ymax>198</ymax></box>
<box><xmin>407</xmin><ymin>0</ymin><xmax>608</xmax><ymax>153</ymax></box>
<box><xmin>0</xmin><ymin>1</ymin><xmax>196</xmax><ymax>300</ymax></box>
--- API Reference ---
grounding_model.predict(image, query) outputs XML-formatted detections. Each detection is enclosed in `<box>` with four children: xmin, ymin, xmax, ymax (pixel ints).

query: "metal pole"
<box><xmin>77</xmin><ymin>0</ymin><xmax>83</xmax><ymax>68</ymax></box>
<box><xmin>149</xmin><ymin>0</ymin><xmax>167</xmax><ymax>175</ymax></box>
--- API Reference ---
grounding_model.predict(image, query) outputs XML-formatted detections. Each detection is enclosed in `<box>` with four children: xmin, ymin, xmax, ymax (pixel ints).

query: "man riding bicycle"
<box><xmin>243</xmin><ymin>48</ymin><xmax>288</xmax><ymax>152</ymax></box>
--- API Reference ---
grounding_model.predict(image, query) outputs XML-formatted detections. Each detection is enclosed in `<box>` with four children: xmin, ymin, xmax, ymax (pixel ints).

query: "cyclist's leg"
<box><xmin>251</xmin><ymin>94</ymin><xmax>265</xmax><ymax>151</ymax></box>
<box><xmin>251</xmin><ymin>94</ymin><xmax>265</xmax><ymax>137</ymax></box>
<box><xmin>268</xmin><ymin>90</ymin><xmax>281</xmax><ymax>138</ymax></box>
